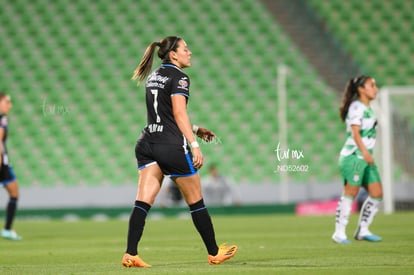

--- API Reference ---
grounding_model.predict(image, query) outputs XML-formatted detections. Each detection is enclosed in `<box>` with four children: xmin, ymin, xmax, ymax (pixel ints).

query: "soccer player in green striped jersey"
<box><xmin>332</xmin><ymin>75</ymin><xmax>383</xmax><ymax>244</ymax></box>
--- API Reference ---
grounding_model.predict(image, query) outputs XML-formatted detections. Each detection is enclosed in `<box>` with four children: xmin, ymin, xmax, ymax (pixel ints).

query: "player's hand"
<box><xmin>362</xmin><ymin>151</ymin><xmax>374</xmax><ymax>165</ymax></box>
<box><xmin>196</xmin><ymin>127</ymin><xmax>216</xmax><ymax>142</ymax></box>
<box><xmin>192</xmin><ymin>147</ymin><xmax>204</xmax><ymax>169</ymax></box>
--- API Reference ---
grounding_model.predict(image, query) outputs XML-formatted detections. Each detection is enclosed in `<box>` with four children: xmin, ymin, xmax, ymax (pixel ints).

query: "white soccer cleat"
<box><xmin>1</xmin><ymin>229</ymin><xmax>22</xmax><ymax>241</ymax></box>
<box><xmin>332</xmin><ymin>233</ymin><xmax>350</xmax><ymax>244</ymax></box>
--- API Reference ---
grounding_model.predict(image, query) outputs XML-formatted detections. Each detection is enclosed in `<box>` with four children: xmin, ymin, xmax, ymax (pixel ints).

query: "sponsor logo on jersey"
<box><xmin>177</xmin><ymin>77</ymin><xmax>188</xmax><ymax>90</ymax></box>
<box><xmin>147</xmin><ymin>72</ymin><xmax>169</xmax><ymax>84</ymax></box>
<box><xmin>147</xmin><ymin>72</ymin><xmax>169</xmax><ymax>89</ymax></box>
<box><xmin>148</xmin><ymin>123</ymin><xmax>164</xmax><ymax>133</ymax></box>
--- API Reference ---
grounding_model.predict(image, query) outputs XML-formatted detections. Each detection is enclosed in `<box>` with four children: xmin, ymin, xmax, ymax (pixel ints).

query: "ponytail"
<box><xmin>131</xmin><ymin>36</ymin><xmax>181</xmax><ymax>84</ymax></box>
<box><xmin>339</xmin><ymin>75</ymin><xmax>369</xmax><ymax>122</ymax></box>
<box><xmin>131</xmin><ymin>41</ymin><xmax>160</xmax><ymax>83</ymax></box>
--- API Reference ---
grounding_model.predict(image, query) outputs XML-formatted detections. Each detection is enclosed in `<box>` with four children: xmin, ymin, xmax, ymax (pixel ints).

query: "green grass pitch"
<box><xmin>1</xmin><ymin>212</ymin><xmax>413</xmax><ymax>274</ymax></box>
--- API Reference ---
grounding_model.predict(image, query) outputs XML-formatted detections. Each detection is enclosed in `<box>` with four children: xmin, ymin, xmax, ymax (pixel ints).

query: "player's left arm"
<box><xmin>172</xmin><ymin>94</ymin><xmax>203</xmax><ymax>169</ymax></box>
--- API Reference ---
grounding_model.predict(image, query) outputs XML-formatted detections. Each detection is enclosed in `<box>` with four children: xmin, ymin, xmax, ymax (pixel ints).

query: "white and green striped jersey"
<box><xmin>340</xmin><ymin>100</ymin><xmax>377</xmax><ymax>158</ymax></box>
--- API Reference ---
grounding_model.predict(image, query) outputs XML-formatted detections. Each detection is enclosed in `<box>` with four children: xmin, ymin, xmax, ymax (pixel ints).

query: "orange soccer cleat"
<box><xmin>121</xmin><ymin>253</ymin><xmax>151</xmax><ymax>268</ymax></box>
<box><xmin>208</xmin><ymin>243</ymin><xmax>238</xmax><ymax>265</ymax></box>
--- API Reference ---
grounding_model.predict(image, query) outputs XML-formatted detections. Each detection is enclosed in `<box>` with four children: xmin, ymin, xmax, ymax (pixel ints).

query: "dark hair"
<box><xmin>0</xmin><ymin>93</ymin><xmax>8</xmax><ymax>100</ymax></box>
<box><xmin>339</xmin><ymin>75</ymin><xmax>370</xmax><ymax>122</ymax></box>
<box><xmin>132</xmin><ymin>36</ymin><xmax>182</xmax><ymax>83</ymax></box>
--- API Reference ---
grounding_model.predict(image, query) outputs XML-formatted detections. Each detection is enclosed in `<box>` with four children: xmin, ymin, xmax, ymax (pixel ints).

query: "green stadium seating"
<box><xmin>308</xmin><ymin>0</ymin><xmax>413</xmax><ymax>86</ymax></box>
<box><xmin>0</xmin><ymin>0</ymin><xmax>350</xmax><ymax>186</ymax></box>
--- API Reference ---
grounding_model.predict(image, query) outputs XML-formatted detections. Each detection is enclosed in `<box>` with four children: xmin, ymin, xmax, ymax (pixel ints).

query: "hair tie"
<box><xmin>352</xmin><ymin>77</ymin><xmax>359</xmax><ymax>84</ymax></box>
<box><xmin>353</xmin><ymin>75</ymin><xmax>368</xmax><ymax>87</ymax></box>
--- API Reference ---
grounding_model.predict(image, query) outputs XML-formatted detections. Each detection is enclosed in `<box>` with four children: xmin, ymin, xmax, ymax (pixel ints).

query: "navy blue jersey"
<box><xmin>0</xmin><ymin>114</ymin><xmax>9</xmax><ymax>165</ymax></box>
<box><xmin>139</xmin><ymin>63</ymin><xmax>190</xmax><ymax>145</ymax></box>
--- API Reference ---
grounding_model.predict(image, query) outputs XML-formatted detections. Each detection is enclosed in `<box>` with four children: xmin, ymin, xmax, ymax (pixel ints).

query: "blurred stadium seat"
<box><xmin>308</xmin><ymin>0</ymin><xmax>414</xmax><ymax>86</ymax></box>
<box><xmin>9</xmin><ymin>0</ymin><xmax>410</xmax><ymax>187</ymax></box>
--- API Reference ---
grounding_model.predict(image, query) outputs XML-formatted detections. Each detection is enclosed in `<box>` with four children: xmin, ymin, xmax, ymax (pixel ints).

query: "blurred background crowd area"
<box><xmin>0</xmin><ymin>0</ymin><xmax>412</xmax><ymax>206</ymax></box>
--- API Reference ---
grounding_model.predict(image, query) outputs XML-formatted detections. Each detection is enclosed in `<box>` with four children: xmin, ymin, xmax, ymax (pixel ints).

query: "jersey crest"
<box><xmin>177</xmin><ymin>77</ymin><xmax>189</xmax><ymax>90</ymax></box>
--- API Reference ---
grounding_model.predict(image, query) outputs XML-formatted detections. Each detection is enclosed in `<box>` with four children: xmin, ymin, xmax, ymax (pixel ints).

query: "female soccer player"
<box><xmin>332</xmin><ymin>75</ymin><xmax>383</xmax><ymax>244</ymax></box>
<box><xmin>121</xmin><ymin>36</ymin><xmax>237</xmax><ymax>267</ymax></box>
<box><xmin>0</xmin><ymin>93</ymin><xmax>21</xmax><ymax>241</ymax></box>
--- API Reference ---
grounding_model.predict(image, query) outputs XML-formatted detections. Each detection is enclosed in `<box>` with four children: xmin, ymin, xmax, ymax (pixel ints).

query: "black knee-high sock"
<box><xmin>126</xmin><ymin>200</ymin><xmax>151</xmax><ymax>255</ymax></box>
<box><xmin>5</xmin><ymin>197</ymin><xmax>18</xmax><ymax>230</ymax></box>
<box><xmin>189</xmin><ymin>199</ymin><xmax>218</xmax><ymax>256</ymax></box>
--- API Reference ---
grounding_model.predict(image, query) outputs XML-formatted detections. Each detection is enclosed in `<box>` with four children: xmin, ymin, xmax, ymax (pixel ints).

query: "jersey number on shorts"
<box><xmin>151</xmin><ymin>89</ymin><xmax>161</xmax><ymax>123</ymax></box>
